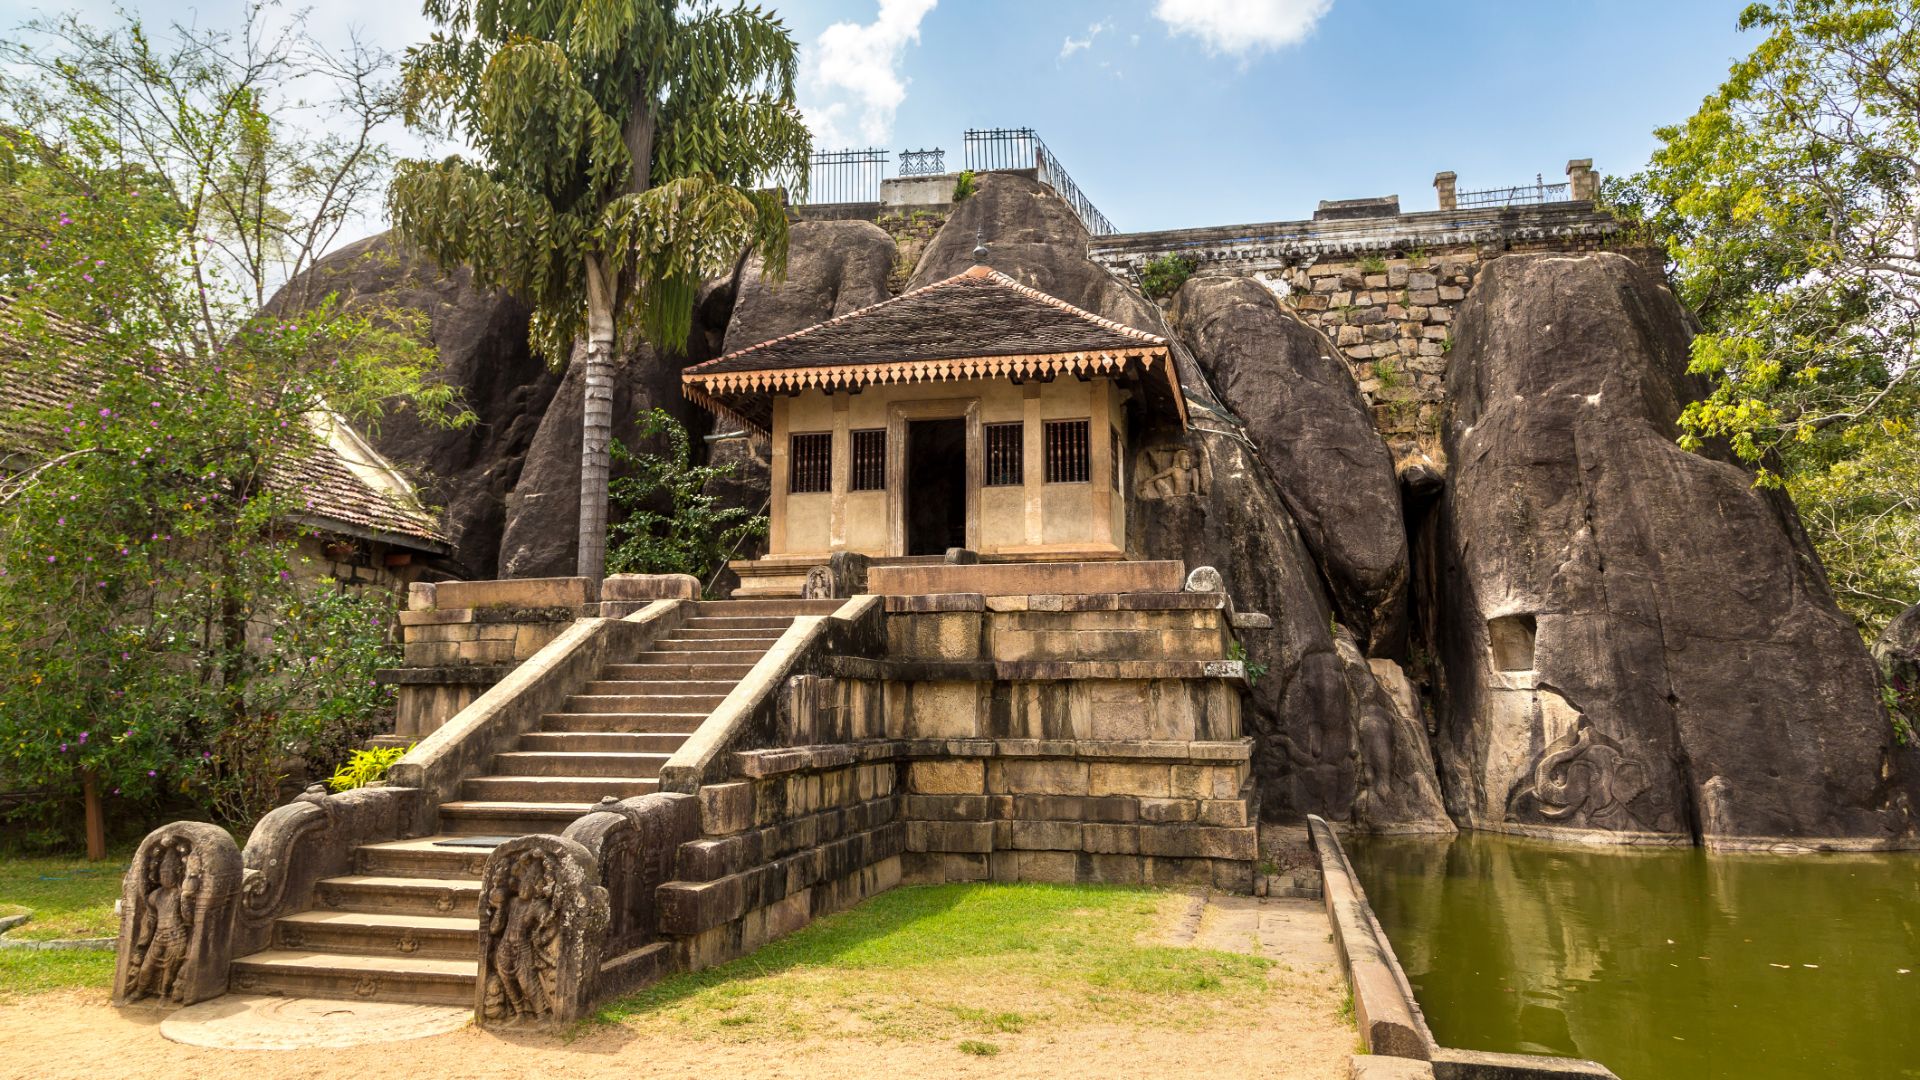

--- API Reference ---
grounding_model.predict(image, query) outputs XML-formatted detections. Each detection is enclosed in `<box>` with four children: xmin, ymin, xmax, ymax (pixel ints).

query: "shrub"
<box><xmin>952</xmin><ymin>170</ymin><xmax>978</xmax><ymax>202</ymax></box>
<box><xmin>1139</xmin><ymin>255</ymin><xmax>1196</xmax><ymax>300</ymax></box>
<box><xmin>328</xmin><ymin>744</ymin><xmax>412</xmax><ymax>792</ymax></box>
<box><xmin>607</xmin><ymin>410</ymin><xmax>768</xmax><ymax>586</ymax></box>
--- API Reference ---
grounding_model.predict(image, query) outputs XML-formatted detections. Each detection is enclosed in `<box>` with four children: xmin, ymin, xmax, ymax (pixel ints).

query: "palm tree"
<box><xmin>391</xmin><ymin>0</ymin><xmax>809</xmax><ymax>579</ymax></box>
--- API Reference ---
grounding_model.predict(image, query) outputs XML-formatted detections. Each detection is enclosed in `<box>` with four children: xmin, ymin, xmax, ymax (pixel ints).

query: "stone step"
<box><xmin>438</xmin><ymin>800</ymin><xmax>599</xmax><ymax>836</ymax></box>
<box><xmin>354</xmin><ymin>836</ymin><xmax>496</xmax><ymax>879</ymax></box>
<box><xmin>273</xmin><ymin>909</ymin><xmax>478</xmax><ymax>961</ymax></box>
<box><xmin>313</xmin><ymin>875</ymin><xmax>483</xmax><ymax>917</ymax></box>
<box><xmin>562</xmin><ymin>693</ymin><xmax>728</xmax><ymax>714</ymax></box>
<box><xmin>602</xmin><ymin>662</ymin><xmax>756</xmax><ymax>680</ymax></box>
<box><xmin>682</xmin><ymin>616</ymin><xmax>794</xmax><ymax>631</ymax></box>
<box><xmin>691</xmin><ymin>599</ymin><xmax>842</xmax><ymax>616</ymax></box>
<box><xmin>462</xmin><ymin>775</ymin><xmax>658</xmax><ymax>803</ymax></box>
<box><xmin>230</xmin><ymin>949</ymin><xmax>476</xmax><ymax>1008</ymax></box>
<box><xmin>667</xmin><ymin>627</ymin><xmax>787</xmax><ymax>641</ymax></box>
<box><xmin>539</xmin><ymin>711</ymin><xmax>706</xmax><ymax>734</ymax></box>
<box><xmin>517</xmin><ymin>731</ymin><xmax>691</xmax><ymax>754</ymax></box>
<box><xmin>647</xmin><ymin>639</ymin><xmax>774</xmax><ymax>656</ymax></box>
<box><xmin>581</xmin><ymin>679</ymin><xmax>739</xmax><ymax>696</ymax></box>
<box><xmin>491</xmin><ymin>751</ymin><xmax>672</xmax><ymax>778</ymax></box>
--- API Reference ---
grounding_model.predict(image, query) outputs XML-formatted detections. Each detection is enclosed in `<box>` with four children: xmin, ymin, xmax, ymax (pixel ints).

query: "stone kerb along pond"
<box><xmin>1347</xmin><ymin>833</ymin><xmax>1920</xmax><ymax>1080</ymax></box>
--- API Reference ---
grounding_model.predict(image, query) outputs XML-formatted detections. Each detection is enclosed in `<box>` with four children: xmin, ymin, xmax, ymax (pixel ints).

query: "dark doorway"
<box><xmin>906</xmin><ymin>418</ymin><xmax>967</xmax><ymax>555</ymax></box>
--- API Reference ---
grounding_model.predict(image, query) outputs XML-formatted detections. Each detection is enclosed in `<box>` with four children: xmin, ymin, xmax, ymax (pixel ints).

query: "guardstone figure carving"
<box><xmin>476</xmin><ymin>835</ymin><xmax>608</xmax><ymax>1027</ymax></box>
<box><xmin>112</xmin><ymin>821</ymin><xmax>243</xmax><ymax>1007</ymax></box>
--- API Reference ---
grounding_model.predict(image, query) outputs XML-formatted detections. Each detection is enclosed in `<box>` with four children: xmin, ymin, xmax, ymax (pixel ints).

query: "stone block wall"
<box><xmin>659</xmin><ymin>753</ymin><xmax>904</xmax><ymax>971</ymax></box>
<box><xmin>375</xmin><ymin>576</ymin><xmax>600</xmax><ymax>743</ymax></box>
<box><xmin>882</xmin><ymin>593</ymin><xmax>1258</xmax><ymax>892</ymax></box>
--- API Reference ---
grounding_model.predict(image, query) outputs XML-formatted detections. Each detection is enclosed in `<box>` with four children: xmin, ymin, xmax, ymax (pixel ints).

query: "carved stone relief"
<box><xmin>1135</xmin><ymin>444</ymin><xmax>1210</xmax><ymax>500</ymax></box>
<box><xmin>112</xmin><ymin>821</ymin><xmax>243</xmax><ymax>1007</ymax></box>
<box><xmin>475</xmin><ymin>835</ymin><xmax>608</xmax><ymax>1028</ymax></box>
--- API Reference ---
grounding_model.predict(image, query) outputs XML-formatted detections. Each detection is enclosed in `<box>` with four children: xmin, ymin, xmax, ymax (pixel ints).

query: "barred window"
<box><xmin>1044</xmin><ymin>419</ymin><xmax>1090</xmax><ymax>483</ymax></box>
<box><xmin>1111</xmin><ymin>426</ymin><xmax>1123</xmax><ymax>490</ymax></box>
<box><xmin>850</xmin><ymin>429</ymin><xmax>887</xmax><ymax>491</ymax></box>
<box><xmin>985</xmin><ymin>422</ymin><xmax>1023</xmax><ymax>486</ymax></box>
<box><xmin>789</xmin><ymin>432</ymin><xmax>831</xmax><ymax>493</ymax></box>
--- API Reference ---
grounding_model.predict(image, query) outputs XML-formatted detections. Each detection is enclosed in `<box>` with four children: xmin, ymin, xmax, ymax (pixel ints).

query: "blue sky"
<box><xmin>0</xmin><ymin>0</ymin><xmax>1761</xmax><ymax>235</ymax></box>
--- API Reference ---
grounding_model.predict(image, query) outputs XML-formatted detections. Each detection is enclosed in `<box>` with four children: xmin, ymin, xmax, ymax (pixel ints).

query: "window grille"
<box><xmin>851</xmin><ymin>429</ymin><xmax>887</xmax><ymax>491</ymax></box>
<box><xmin>789</xmin><ymin>432</ymin><xmax>832</xmax><ymax>493</ymax></box>
<box><xmin>1111</xmin><ymin>427</ymin><xmax>1123</xmax><ymax>490</ymax></box>
<box><xmin>985</xmin><ymin>422</ymin><xmax>1023</xmax><ymax>486</ymax></box>
<box><xmin>1044</xmin><ymin>419</ymin><xmax>1090</xmax><ymax>483</ymax></box>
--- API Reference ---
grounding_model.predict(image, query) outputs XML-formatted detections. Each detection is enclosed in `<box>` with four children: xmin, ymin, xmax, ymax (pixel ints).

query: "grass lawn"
<box><xmin>0</xmin><ymin>849</ymin><xmax>128</xmax><ymax>998</ymax></box>
<box><xmin>598</xmin><ymin>882</ymin><xmax>1279</xmax><ymax>1055</ymax></box>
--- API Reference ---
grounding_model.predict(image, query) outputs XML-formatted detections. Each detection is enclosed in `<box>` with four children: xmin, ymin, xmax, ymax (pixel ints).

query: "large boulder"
<box><xmin>1129</xmin><ymin>423</ymin><xmax>1450</xmax><ymax>830</ymax></box>
<box><xmin>1170</xmin><ymin>277</ymin><xmax>1410</xmax><ymax>656</ymax></box>
<box><xmin>1422</xmin><ymin>251</ymin><xmax>1911</xmax><ymax>847</ymax></box>
<box><xmin>907</xmin><ymin>172</ymin><xmax>1164</xmax><ymax>336</ymax></box>
<box><xmin>268</xmin><ymin>234</ymin><xmax>556</xmax><ymax>578</ymax></box>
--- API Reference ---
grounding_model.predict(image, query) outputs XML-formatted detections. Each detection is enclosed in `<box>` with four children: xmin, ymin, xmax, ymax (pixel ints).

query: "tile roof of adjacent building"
<box><xmin>0</xmin><ymin>304</ymin><xmax>449</xmax><ymax>552</ymax></box>
<box><xmin>682</xmin><ymin>266</ymin><xmax>1183</xmax><ymax>433</ymax></box>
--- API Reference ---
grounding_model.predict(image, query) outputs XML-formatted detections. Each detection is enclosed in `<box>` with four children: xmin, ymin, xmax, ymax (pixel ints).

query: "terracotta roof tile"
<box><xmin>0</xmin><ymin>309</ymin><xmax>447</xmax><ymax>551</ymax></box>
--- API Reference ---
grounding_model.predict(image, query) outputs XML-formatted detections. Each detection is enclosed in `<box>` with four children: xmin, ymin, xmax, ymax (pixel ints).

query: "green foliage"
<box><xmin>606</xmin><ymin>409</ymin><xmax>767</xmax><ymax>584</ymax></box>
<box><xmin>391</xmin><ymin>0</ymin><xmax>811</xmax><ymax>362</ymax></box>
<box><xmin>1608</xmin><ymin>0</ymin><xmax>1920</xmax><ymax>631</ymax></box>
<box><xmin>328</xmin><ymin>744</ymin><xmax>412</xmax><ymax>792</ymax></box>
<box><xmin>952</xmin><ymin>169</ymin><xmax>978</xmax><ymax>202</ymax></box>
<box><xmin>1229</xmin><ymin>640</ymin><xmax>1268</xmax><ymax>686</ymax></box>
<box><xmin>1360</xmin><ymin>255</ymin><xmax>1387</xmax><ymax>274</ymax></box>
<box><xmin>1139</xmin><ymin>254</ymin><xmax>1196</xmax><ymax>300</ymax></box>
<box><xmin>1371</xmin><ymin>360</ymin><xmax>1403</xmax><ymax>390</ymax></box>
<box><xmin>0</xmin><ymin>9</ymin><xmax>440</xmax><ymax>838</ymax></box>
<box><xmin>957</xmin><ymin>1040</ymin><xmax>1000</xmax><ymax>1056</ymax></box>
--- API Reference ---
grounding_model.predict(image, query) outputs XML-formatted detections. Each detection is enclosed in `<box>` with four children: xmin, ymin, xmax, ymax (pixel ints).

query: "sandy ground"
<box><xmin>0</xmin><ymin>897</ymin><xmax>1351</xmax><ymax>1080</ymax></box>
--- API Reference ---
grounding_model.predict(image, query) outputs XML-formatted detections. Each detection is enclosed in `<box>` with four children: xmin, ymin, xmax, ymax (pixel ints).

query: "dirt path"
<box><xmin>0</xmin><ymin>895</ymin><xmax>1352</xmax><ymax>1080</ymax></box>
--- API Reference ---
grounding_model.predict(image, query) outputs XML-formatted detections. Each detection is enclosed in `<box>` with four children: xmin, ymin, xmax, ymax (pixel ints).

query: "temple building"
<box><xmin>681</xmin><ymin>266</ymin><xmax>1188</xmax><ymax>595</ymax></box>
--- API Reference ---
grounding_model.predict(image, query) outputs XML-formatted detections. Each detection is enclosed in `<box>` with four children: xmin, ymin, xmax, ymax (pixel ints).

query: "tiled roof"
<box><xmin>0</xmin><ymin>305</ymin><xmax>448</xmax><ymax>551</ymax></box>
<box><xmin>682</xmin><ymin>266</ymin><xmax>1183</xmax><ymax>433</ymax></box>
<box><xmin>687</xmin><ymin>266</ymin><xmax>1165</xmax><ymax>375</ymax></box>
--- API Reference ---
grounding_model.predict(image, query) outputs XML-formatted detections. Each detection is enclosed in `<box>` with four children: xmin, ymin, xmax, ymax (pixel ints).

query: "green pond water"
<box><xmin>1346</xmin><ymin>833</ymin><xmax>1920</xmax><ymax>1080</ymax></box>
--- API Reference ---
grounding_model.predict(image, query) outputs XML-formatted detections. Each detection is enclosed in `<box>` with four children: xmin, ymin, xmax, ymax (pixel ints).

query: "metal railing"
<box><xmin>788</xmin><ymin>148</ymin><xmax>888</xmax><ymax>205</ymax></box>
<box><xmin>963</xmin><ymin>127</ymin><xmax>1115</xmax><ymax>236</ymax></box>
<box><xmin>1456</xmin><ymin>174</ymin><xmax>1571</xmax><ymax>210</ymax></box>
<box><xmin>899</xmin><ymin>148</ymin><xmax>946</xmax><ymax>176</ymax></box>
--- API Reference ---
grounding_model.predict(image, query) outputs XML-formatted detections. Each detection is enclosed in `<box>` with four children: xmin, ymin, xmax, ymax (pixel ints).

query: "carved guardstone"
<box><xmin>475</xmin><ymin>835</ymin><xmax>609</xmax><ymax>1028</ymax></box>
<box><xmin>113</xmin><ymin>822</ymin><xmax>243</xmax><ymax>1007</ymax></box>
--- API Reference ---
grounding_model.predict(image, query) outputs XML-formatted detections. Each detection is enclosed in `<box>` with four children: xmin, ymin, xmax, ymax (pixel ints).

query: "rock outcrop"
<box><xmin>269</xmin><ymin>234</ymin><xmax>555</xmax><ymax>577</ymax></box>
<box><xmin>1421</xmin><ymin>251</ymin><xmax>1910</xmax><ymax>847</ymax></box>
<box><xmin>1170</xmin><ymin>277</ymin><xmax>1410</xmax><ymax>656</ymax></box>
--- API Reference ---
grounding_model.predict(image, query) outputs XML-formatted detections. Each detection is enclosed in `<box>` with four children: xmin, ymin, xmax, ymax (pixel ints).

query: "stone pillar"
<box><xmin>1433</xmin><ymin>171</ymin><xmax>1457</xmax><ymax>212</ymax></box>
<box><xmin>1566</xmin><ymin>159</ymin><xmax>1597</xmax><ymax>201</ymax></box>
<box><xmin>374</xmin><ymin>577</ymin><xmax>599</xmax><ymax>744</ymax></box>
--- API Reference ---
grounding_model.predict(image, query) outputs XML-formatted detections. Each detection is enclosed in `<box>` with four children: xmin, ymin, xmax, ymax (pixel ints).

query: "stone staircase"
<box><xmin>228</xmin><ymin>599</ymin><xmax>840</xmax><ymax>1007</ymax></box>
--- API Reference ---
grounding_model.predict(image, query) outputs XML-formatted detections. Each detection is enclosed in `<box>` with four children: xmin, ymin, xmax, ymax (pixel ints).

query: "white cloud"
<box><xmin>1152</xmin><ymin>0</ymin><xmax>1331</xmax><ymax>55</ymax></box>
<box><xmin>1059</xmin><ymin>20</ymin><xmax>1111</xmax><ymax>61</ymax></box>
<box><xmin>801</xmin><ymin>0</ymin><xmax>938</xmax><ymax>149</ymax></box>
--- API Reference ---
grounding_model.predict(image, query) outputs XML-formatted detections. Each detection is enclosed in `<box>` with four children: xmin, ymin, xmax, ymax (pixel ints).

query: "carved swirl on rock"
<box><xmin>1509</xmin><ymin>722</ymin><xmax>1653</xmax><ymax>831</ymax></box>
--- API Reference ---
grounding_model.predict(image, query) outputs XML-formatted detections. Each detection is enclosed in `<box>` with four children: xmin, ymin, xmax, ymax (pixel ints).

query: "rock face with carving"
<box><xmin>1418</xmin><ymin>252</ymin><xmax>1911</xmax><ymax>846</ymax></box>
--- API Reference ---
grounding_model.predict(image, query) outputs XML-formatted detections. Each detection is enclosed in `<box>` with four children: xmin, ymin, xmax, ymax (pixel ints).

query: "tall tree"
<box><xmin>0</xmin><ymin>8</ymin><xmax>459</xmax><ymax>849</ymax></box>
<box><xmin>390</xmin><ymin>0</ymin><xmax>810</xmax><ymax>580</ymax></box>
<box><xmin>1608</xmin><ymin>0</ymin><xmax>1920</xmax><ymax>631</ymax></box>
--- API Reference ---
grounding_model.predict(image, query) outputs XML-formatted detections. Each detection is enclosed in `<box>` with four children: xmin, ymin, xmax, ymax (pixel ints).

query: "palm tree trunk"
<box><xmin>578</xmin><ymin>255</ymin><xmax>617</xmax><ymax>581</ymax></box>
